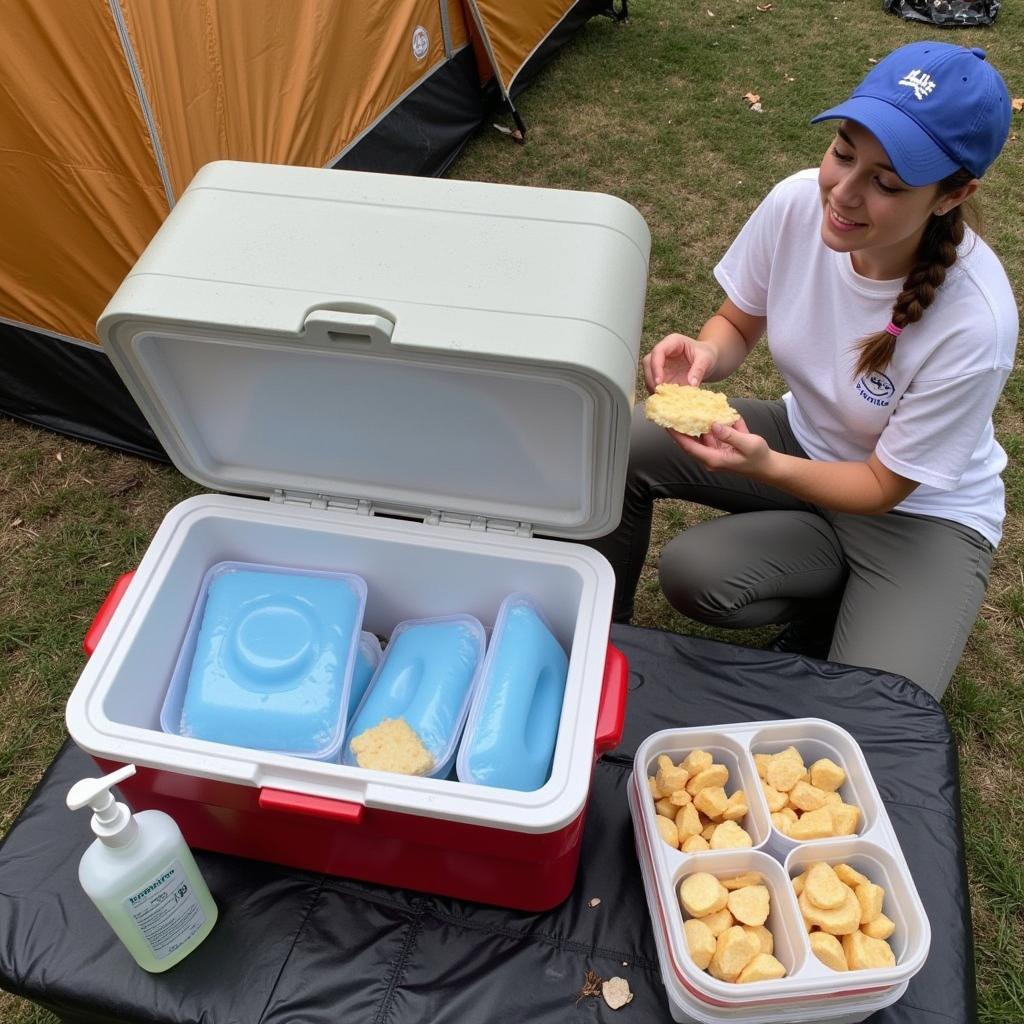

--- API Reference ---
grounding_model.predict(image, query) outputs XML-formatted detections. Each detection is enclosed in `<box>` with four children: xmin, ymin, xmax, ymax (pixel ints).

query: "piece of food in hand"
<box><xmin>644</xmin><ymin>383</ymin><xmax>741</xmax><ymax>436</ymax></box>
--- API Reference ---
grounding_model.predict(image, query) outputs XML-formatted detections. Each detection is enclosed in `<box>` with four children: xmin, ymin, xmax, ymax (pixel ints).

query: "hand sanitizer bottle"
<box><xmin>66</xmin><ymin>764</ymin><xmax>218</xmax><ymax>972</ymax></box>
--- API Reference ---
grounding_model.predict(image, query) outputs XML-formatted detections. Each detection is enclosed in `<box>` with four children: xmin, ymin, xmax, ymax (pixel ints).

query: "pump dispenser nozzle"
<box><xmin>67</xmin><ymin>764</ymin><xmax>139</xmax><ymax>847</ymax></box>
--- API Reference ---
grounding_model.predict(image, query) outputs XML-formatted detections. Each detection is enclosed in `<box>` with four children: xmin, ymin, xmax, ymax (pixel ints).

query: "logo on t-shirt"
<box><xmin>856</xmin><ymin>371</ymin><xmax>895</xmax><ymax>407</ymax></box>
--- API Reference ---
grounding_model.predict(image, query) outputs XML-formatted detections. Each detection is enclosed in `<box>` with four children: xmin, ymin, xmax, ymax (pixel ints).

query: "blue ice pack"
<box><xmin>457</xmin><ymin>595</ymin><xmax>568</xmax><ymax>791</ymax></box>
<box><xmin>343</xmin><ymin>615</ymin><xmax>485</xmax><ymax>777</ymax></box>
<box><xmin>171</xmin><ymin>564</ymin><xmax>366</xmax><ymax>759</ymax></box>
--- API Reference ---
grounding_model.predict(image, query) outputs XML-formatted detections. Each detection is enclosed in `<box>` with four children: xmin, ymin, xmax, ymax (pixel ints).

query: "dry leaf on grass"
<box><xmin>756</xmin><ymin>3</ymin><xmax>774</xmax><ymax>10</ymax></box>
<box><xmin>1011</xmin><ymin>97</ymin><xmax>1023</xmax><ymax>113</ymax></box>
<box><xmin>743</xmin><ymin>92</ymin><xmax>761</xmax><ymax>105</ymax></box>
<box><xmin>868</xmin><ymin>57</ymin><xmax>879</xmax><ymax>65</ymax></box>
<box><xmin>602</xmin><ymin>977</ymin><xmax>634</xmax><ymax>1010</ymax></box>
<box><xmin>55</xmin><ymin>452</ymin><xmax>63</xmax><ymax>463</ymax></box>
<box><xmin>10</xmin><ymin>518</ymin><xmax>22</xmax><ymax>528</ymax></box>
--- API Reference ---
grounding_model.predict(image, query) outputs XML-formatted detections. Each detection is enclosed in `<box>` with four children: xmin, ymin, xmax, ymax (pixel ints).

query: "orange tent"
<box><xmin>0</xmin><ymin>0</ymin><xmax>625</xmax><ymax>457</ymax></box>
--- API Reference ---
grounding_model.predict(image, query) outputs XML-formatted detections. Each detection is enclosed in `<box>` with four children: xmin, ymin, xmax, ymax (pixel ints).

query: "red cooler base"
<box><xmin>97</xmin><ymin>760</ymin><xmax>590</xmax><ymax>911</ymax></box>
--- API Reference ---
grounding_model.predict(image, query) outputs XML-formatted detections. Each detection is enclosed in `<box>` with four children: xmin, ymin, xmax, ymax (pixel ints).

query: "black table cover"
<box><xmin>0</xmin><ymin>626</ymin><xmax>975</xmax><ymax>1023</ymax></box>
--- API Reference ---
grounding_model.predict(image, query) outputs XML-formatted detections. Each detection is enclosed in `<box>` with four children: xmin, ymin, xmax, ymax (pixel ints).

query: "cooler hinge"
<box><xmin>424</xmin><ymin>511</ymin><xmax>533</xmax><ymax>537</ymax></box>
<box><xmin>271</xmin><ymin>489</ymin><xmax>374</xmax><ymax>515</ymax></box>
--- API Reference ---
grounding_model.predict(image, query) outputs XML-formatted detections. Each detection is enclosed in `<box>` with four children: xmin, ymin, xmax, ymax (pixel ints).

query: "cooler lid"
<box><xmin>99</xmin><ymin>162</ymin><xmax>650</xmax><ymax>539</ymax></box>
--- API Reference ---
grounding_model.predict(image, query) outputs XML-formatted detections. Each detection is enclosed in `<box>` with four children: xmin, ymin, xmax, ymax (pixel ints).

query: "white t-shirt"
<box><xmin>714</xmin><ymin>168</ymin><xmax>1018</xmax><ymax>547</ymax></box>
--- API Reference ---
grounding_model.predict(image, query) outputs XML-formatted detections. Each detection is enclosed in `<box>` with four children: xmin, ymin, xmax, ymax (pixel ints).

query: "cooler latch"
<box><xmin>425</xmin><ymin>511</ymin><xmax>532</xmax><ymax>537</ymax></box>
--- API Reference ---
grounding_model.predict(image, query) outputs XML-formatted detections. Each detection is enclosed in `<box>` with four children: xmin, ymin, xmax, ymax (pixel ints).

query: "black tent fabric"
<box><xmin>882</xmin><ymin>0</ymin><xmax>1000</xmax><ymax>26</ymax></box>
<box><xmin>0</xmin><ymin>627</ymin><xmax>975</xmax><ymax>1023</ymax></box>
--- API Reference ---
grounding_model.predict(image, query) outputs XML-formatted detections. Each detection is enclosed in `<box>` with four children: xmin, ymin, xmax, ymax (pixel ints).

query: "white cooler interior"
<box><xmin>72</xmin><ymin>493</ymin><xmax>613</xmax><ymax>830</ymax></box>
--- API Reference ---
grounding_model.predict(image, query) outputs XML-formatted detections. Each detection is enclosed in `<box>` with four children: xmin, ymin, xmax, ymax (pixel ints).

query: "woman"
<box><xmin>594</xmin><ymin>41</ymin><xmax>1016</xmax><ymax>699</ymax></box>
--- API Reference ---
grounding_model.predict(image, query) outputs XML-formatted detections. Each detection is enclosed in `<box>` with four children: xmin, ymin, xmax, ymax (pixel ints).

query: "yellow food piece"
<box><xmin>350</xmin><ymin>718</ymin><xmax>434</xmax><ymax>776</ymax></box>
<box><xmin>787</xmin><ymin>806</ymin><xmax>835</xmax><ymax>841</ymax></box>
<box><xmin>657</xmin><ymin>762</ymin><xmax>690</xmax><ymax>795</ymax></box>
<box><xmin>862</xmin><ymin>913</ymin><xmax>896</xmax><ymax>940</ymax></box>
<box><xmin>682</xmin><ymin>833</ymin><xmax>711</xmax><ymax>853</ymax></box>
<box><xmin>761</xmin><ymin>781</ymin><xmax>788</xmax><ymax>813</ymax></box>
<box><xmin>684</xmin><ymin>918</ymin><xmax>716</xmax><ymax>970</ymax></box>
<box><xmin>754</xmin><ymin>753</ymin><xmax>772</xmax><ymax>779</ymax></box>
<box><xmin>676</xmin><ymin>802</ymin><xmax>703</xmax><ymax>839</ymax></box>
<box><xmin>686</xmin><ymin>764</ymin><xmax>730</xmax><ymax>795</ymax></box>
<box><xmin>765</xmin><ymin>756</ymin><xmax>804</xmax><ymax>793</ymax></box>
<box><xmin>669</xmin><ymin>788</ymin><xmax>692</xmax><ymax>806</ymax></box>
<box><xmin>680</xmin><ymin>872</ymin><xmax>730</xmax><ymax>918</ymax></box>
<box><xmin>727</xmin><ymin>885</ymin><xmax>770</xmax><ymax>927</ymax></box>
<box><xmin>721</xmin><ymin>791</ymin><xmax>749</xmax><ymax>822</ymax></box>
<box><xmin>744</xmin><ymin>924</ymin><xmax>774</xmax><ymax>956</ymax></box>
<box><xmin>831</xmin><ymin>803</ymin><xmax>861</xmax><ymax>836</ymax></box>
<box><xmin>834</xmin><ymin>863</ymin><xmax>871</xmax><ymax>888</ymax></box>
<box><xmin>694</xmin><ymin>785</ymin><xmax>730</xmax><ymax>820</ymax></box>
<box><xmin>702</xmin><ymin>907</ymin><xmax>736</xmax><ymax>938</ymax></box>
<box><xmin>710</xmin><ymin>820</ymin><xmax>753</xmax><ymax>849</ymax></box>
<box><xmin>789</xmin><ymin>781</ymin><xmax>829</xmax><ymax>812</ymax></box>
<box><xmin>791</xmin><ymin>871</ymin><xmax>807</xmax><ymax>896</ymax></box>
<box><xmin>682</xmin><ymin>749</ymin><xmax>714</xmax><ymax>774</ymax></box>
<box><xmin>656</xmin><ymin>814</ymin><xmax>679</xmax><ymax>848</ymax></box>
<box><xmin>856</xmin><ymin>882</ymin><xmax>885</xmax><ymax>924</ymax></box>
<box><xmin>644</xmin><ymin>383</ymin><xmax>741</xmax><ymax>437</ymax></box>
<box><xmin>647</xmin><ymin>776</ymin><xmax>662</xmax><ymax>799</ymax></box>
<box><xmin>823</xmin><ymin>791</ymin><xmax>843</xmax><ymax>807</ymax></box>
<box><xmin>810</xmin><ymin>931</ymin><xmax>848</xmax><ymax>972</ymax></box>
<box><xmin>809</xmin><ymin>757</ymin><xmax>846</xmax><ymax>792</ymax></box>
<box><xmin>799</xmin><ymin>888</ymin><xmax>861</xmax><ymax>935</ymax></box>
<box><xmin>842</xmin><ymin>930</ymin><xmax>896</xmax><ymax>970</ymax></box>
<box><xmin>656</xmin><ymin>754</ymin><xmax>675</xmax><ymax>772</ymax></box>
<box><xmin>805</xmin><ymin>863</ymin><xmax>848</xmax><ymax>911</ymax></box>
<box><xmin>655</xmin><ymin>797</ymin><xmax>677</xmax><ymax>818</ymax></box>
<box><xmin>721</xmin><ymin>872</ymin><xmax>762</xmax><ymax>891</ymax></box>
<box><xmin>701</xmin><ymin>822</ymin><xmax>718</xmax><ymax>841</ymax></box>
<box><xmin>709</xmin><ymin>926</ymin><xmax>761</xmax><ymax>980</ymax></box>
<box><xmin>771</xmin><ymin>745</ymin><xmax>805</xmax><ymax>767</ymax></box>
<box><xmin>736</xmin><ymin>953</ymin><xmax>787</xmax><ymax>983</ymax></box>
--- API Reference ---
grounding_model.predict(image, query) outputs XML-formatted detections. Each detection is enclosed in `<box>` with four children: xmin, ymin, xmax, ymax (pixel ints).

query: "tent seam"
<box><xmin>107</xmin><ymin>0</ymin><xmax>176</xmax><ymax>209</ymax></box>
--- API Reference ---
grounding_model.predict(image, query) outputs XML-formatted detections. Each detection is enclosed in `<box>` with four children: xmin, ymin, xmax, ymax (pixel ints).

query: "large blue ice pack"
<box><xmin>457</xmin><ymin>595</ymin><xmax>568</xmax><ymax>791</ymax></box>
<box><xmin>171</xmin><ymin>565</ymin><xmax>366</xmax><ymax>759</ymax></box>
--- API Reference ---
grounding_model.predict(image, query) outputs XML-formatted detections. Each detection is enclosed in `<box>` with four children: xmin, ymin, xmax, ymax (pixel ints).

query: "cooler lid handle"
<box><xmin>258</xmin><ymin>787</ymin><xmax>365</xmax><ymax>825</ymax></box>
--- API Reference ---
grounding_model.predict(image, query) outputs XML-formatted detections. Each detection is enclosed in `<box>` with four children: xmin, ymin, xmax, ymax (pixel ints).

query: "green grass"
<box><xmin>2</xmin><ymin>2</ymin><xmax>1022</xmax><ymax>1020</ymax></box>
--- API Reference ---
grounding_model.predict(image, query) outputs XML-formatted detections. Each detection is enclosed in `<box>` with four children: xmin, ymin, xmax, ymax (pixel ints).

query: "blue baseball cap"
<box><xmin>811</xmin><ymin>42</ymin><xmax>1011</xmax><ymax>186</ymax></box>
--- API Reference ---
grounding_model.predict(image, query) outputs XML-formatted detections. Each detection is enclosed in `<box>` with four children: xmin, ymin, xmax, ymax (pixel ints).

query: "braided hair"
<box><xmin>853</xmin><ymin>169</ymin><xmax>979</xmax><ymax>379</ymax></box>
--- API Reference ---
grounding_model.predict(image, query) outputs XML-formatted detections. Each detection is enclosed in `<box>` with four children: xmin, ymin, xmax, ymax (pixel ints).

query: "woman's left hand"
<box><xmin>669</xmin><ymin>418</ymin><xmax>773</xmax><ymax>479</ymax></box>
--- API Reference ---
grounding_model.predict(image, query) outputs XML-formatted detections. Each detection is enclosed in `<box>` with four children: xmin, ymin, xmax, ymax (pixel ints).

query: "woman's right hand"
<box><xmin>642</xmin><ymin>334</ymin><xmax>719</xmax><ymax>394</ymax></box>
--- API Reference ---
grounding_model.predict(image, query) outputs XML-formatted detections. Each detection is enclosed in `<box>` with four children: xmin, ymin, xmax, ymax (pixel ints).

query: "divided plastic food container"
<box><xmin>629</xmin><ymin>720</ymin><xmax>930</xmax><ymax>1023</ymax></box>
<box><xmin>66</xmin><ymin>161</ymin><xmax>647</xmax><ymax>910</ymax></box>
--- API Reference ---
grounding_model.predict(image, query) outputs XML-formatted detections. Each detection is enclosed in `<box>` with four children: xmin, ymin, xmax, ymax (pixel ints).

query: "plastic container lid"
<box><xmin>97</xmin><ymin>162</ymin><xmax>650</xmax><ymax>540</ymax></box>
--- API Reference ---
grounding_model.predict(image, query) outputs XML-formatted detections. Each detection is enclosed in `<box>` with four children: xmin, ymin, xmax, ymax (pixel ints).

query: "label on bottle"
<box><xmin>124</xmin><ymin>858</ymin><xmax>206</xmax><ymax>961</ymax></box>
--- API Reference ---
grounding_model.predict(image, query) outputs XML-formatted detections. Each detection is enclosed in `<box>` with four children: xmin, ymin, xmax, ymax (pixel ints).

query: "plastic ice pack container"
<box><xmin>457</xmin><ymin>593</ymin><xmax>569</xmax><ymax>791</ymax></box>
<box><xmin>349</xmin><ymin>631</ymin><xmax>383</xmax><ymax>719</ymax></box>
<box><xmin>160</xmin><ymin>561</ymin><xmax>366</xmax><ymax>760</ymax></box>
<box><xmin>629</xmin><ymin>720</ymin><xmax>930</xmax><ymax>1021</ymax></box>
<box><xmin>342</xmin><ymin>615</ymin><xmax>485</xmax><ymax>778</ymax></box>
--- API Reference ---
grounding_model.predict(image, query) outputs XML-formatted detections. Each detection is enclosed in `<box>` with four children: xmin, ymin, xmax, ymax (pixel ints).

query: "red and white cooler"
<box><xmin>65</xmin><ymin>161</ymin><xmax>650</xmax><ymax>911</ymax></box>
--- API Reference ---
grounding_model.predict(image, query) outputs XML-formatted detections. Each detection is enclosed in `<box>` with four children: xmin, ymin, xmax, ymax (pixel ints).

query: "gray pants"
<box><xmin>591</xmin><ymin>400</ymin><xmax>993</xmax><ymax>699</ymax></box>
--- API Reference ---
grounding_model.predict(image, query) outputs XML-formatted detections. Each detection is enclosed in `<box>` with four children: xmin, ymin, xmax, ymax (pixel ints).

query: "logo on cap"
<box><xmin>898</xmin><ymin>70</ymin><xmax>937</xmax><ymax>101</ymax></box>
